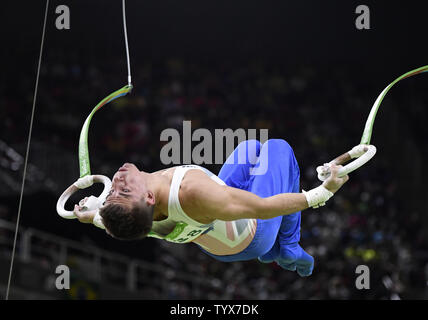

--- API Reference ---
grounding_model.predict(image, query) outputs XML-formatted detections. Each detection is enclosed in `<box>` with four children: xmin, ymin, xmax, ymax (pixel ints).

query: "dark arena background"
<box><xmin>1</xmin><ymin>0</ymin><xmax>428</xmax><ymax>302</ymax></box>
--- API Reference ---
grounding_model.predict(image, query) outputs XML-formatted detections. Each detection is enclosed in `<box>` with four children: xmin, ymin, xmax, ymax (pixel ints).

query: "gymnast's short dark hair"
<box><xmin>99</xmin><ymin>201</ymin><xmax>154</xmax><ymax>240</ymax></box>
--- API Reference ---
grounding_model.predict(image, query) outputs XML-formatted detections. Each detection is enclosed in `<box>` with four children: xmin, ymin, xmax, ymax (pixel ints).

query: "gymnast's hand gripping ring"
<box><xmin>316</xmin><ymin>144</ymin><xmax>377</xmax><ymax>181</ymax></box>
<box><xmin>56</xmin><ymin>175</ymin><xmax>112</xmax><ymax>219</ymax></box>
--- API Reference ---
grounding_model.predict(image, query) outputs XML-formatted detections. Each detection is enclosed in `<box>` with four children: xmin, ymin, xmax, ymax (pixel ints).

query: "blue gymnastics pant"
<box><xmin>199</xmin><ymin>139</ymin><xmax>301</xmax><ymax>262</ymax></box>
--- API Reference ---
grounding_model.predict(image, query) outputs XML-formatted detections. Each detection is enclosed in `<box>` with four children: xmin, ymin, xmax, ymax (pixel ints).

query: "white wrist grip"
<box><xmin>93</xmin><ymin>211</ymin><xmax>106</xmax><ymax>229</ymax></box>
<box><xmin>303</xmin><ymin>185</ymin><xmax>334</xmax><ymax>208</ymax></box>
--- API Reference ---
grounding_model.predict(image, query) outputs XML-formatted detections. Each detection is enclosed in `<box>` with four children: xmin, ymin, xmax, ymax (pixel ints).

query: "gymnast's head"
<box><xmin>100</xmin><ymin>163</ymin><xmax>155</xmax><ymax>240</ymax></box>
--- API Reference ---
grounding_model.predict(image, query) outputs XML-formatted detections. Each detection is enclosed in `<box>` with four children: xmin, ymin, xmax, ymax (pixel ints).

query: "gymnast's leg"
<box><xmin>257</xmin><ymin>140</ymin><xmax>314</xmax><ymax>277</ymax></box>
<box><xmin>200</xmin><ymin>139</ymin><xmax>308</xmax><ymax>265</ymax></box>
<box><xmin>218</xmin><ymin>138</ymin><xmax>304</xmax><ymax>260</ymax></box>
<box><xmin>201</xmin><ymin>140</ymin><xmax>282</xmax><ymax>262</ymax></box>
<box><xmin>218</xmin><ymin>139</ymin><xmax>261</xmax><ymax>192</ymax></box>
<box><xmin>208</xmin><ymin>139</ymin><xmax>283</xmax><ymax>261</ymax></box>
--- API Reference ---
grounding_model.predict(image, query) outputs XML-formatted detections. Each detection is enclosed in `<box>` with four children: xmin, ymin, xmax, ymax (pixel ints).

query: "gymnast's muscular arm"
<box><xmin>181</xmin><ymin>165</ymin><xmax>348</xmax><ymax>223</ymax></box>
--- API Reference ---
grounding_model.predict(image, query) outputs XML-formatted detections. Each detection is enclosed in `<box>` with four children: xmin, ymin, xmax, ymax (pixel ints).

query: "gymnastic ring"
<box><xmin>316</xmin><ymin>144</ymin><xmax>377</xmax><ymax>181</ymax></box>
<box><xmin>56</xmin><ymin>175</ymin><xmax>112</xmax><ymax>219</ymax></box>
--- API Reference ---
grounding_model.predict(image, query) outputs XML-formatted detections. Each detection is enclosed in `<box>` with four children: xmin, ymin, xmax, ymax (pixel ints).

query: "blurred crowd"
<box><xmin>1</xmin><ymin>48</ymin><xmax>428</xmax><ymax>299</ymax></box>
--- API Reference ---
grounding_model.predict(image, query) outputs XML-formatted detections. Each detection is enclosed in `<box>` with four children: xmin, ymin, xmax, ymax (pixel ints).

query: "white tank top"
<box><xmin>150</xmin><ymin>165</ymin><xmax>257</xmax><ymax>255</ymax></box>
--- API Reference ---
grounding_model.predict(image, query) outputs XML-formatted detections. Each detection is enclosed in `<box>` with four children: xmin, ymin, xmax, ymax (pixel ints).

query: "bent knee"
<box><xmin>236</xmin><ymin>139</ymin><xmax>262</xmax><ymax>152</ymax></box>
<box><xmin>234</xmin><ymin>140</ymin><xmax>261</xmax><ymax>163</ymax></box>
<box><xmin>263</xmin><ymin>139</ymin><xmax>294</xmax><ymax>154</ymax></box>
<box><xmin>259</xmin><ymin>139</ymin><xmax>300</xmax><ymax>176</ymax></box>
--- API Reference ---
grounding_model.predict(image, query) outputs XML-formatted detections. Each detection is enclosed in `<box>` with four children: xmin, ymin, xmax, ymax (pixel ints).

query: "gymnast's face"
<box><xmin>105</xmin><ymin>163</ymin><xmax>153</xmax><ymax>206</ymax></box>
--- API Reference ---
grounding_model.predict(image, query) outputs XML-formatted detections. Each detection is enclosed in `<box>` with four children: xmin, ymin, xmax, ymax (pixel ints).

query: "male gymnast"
<box><xmin>73</xmin><ymin>139</ymin><xmax>349</xmax><ymax>277</ymax></box>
